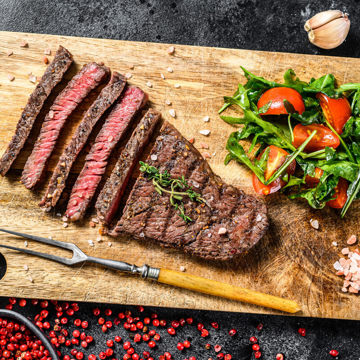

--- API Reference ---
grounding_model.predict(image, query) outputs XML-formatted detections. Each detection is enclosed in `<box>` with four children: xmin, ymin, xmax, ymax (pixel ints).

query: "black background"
<box><xmin>1</xmin><ymin>0</ymin><xmax>360</xmax><ymax>359</ymax></box>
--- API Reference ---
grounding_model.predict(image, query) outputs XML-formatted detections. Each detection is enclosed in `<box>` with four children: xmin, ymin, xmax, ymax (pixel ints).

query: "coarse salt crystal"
<box><xmin>62</xmin><ymin>216</ymin><xmax>68</xmax><ymax>222</ymax></box>
<box><xmin>352</xmin><ymin>252</ymin><xmax>360</xmax><ymax>261</ymax></box>
<box><xmin>7</xmin><ymin>50</ymin><xmax>13</xmax><ymax>56</ymax></box>
<box><xmin>129</xmin><ymin>64</ymin><xmax>134</xmax><ymax>70</ymax></box>
<box><xmin>169</xmin><ymin>109</ymin><xmax>176</xmax><ymax>118</ymax></box>
<box><xmin>165</xmin><ymin>99</ymin><xmax>172</xmax><ymax>105</ymax></box>
<box><xmin>167</xmin><ymin>46</ymin><xmax>175</xmax><ymax>55</ymax></box>
<box><xmin>56</xmin><ymin>213</ymin><xmax>61</xmax><ymax>217</ymax></box>
<box><xmin>199</xmin><ymin>129</ymin><xmax>210</xmax><ymax>136</ymax></box>
<box><xmin>8</xmin><ymin>74</ymin><xmax>15</xmax><ymax>81</ymax></box>
<box><xmin>208</xmin><ymin>233</ymin><xmax>212</xmax><ymax>238</ymax></box>
<box><xmin>44</xmin><ymin>48</ymin><xmax>51</xmax><ymax>55</ymax></box>
<box><xmin>341</xmin><ymin>247</ymin><xmax>350</xmax><ymax>255</ymax></box>
<box><xmin>333</xmin><ymin>261</ymin><xmax>343</xmax><ymax>271</ymax></box>
<box><xmin>347</xmin><ymin>234</ymin><xmax>357</xmax><ymax>245</ymax></box>
<box><xmin>167</xmin><ymin>67</ymin><xmax>173</xmax><ymax>73</ymax></box>
<box><xmin>108</xmin><ymin>242</ymin><xmax>112</xmax><ymax>247</ymax></box>
<box><xmin>309</xmin><ymin>219</ymin><xmax>319</xmax><ymax>229</ymax></box>
<box><xmin>332</xmin><ymin>241</ymin><xmax>338</xmax><ymax>246</ymax></box>
<box><xmin>203</xmin><ymin>116</ymin><xmax>210</xmax><ymax>122</ymax></box>
<box><xmin>140</xmin><ymin>232</ymin><xmax>145</xmax><ymax>238</ymax></box>
<box><xmin>218</xmin><ymin>227</ymin><xmax>227</xmax><ymax>235</ymax></box>
<box><xmin>341</xmin><ymin>287</ymin><xmax>348</xmax><ymax>293</ymax></box>
<box><xmin>125</xmin><ymin>73</ymin><xmax>132</xmax><ymax>79</ymax></box>
<box><xmin>23</xmin><ymin>265</ymin><xmax>29</xmax><ymax>271</ymax></box>
<box><xmin>200</xmin><ymin>142</ymin><xmax>209</xmax><ymax>149</ymax></box>
<box><xmin>49</xmin><ymin>110</ymin><xmax>54</xmax><ymax>119</ymax></box>
<box><xmin>151</xmin><ymin>154</ymin><xmax>158</xmax><ymax>161</ymax></box>
<box><xmin>20</xmin><ymin>41</ymin><xmax>28</xmax><ymax>48</ymax></box>
<box><xmin>29</xmin><ymin>74</ymin><xmax>36</xmax><ymax>84</ymax></box>
<box><xmin>160</xmin><ymin>73</ymin><xmax>165</xmax><ymax>80</ymax></box>
<box><xmin>146</xmin><ymin>81</ymin><xmax>153</xmax><ymax>88</ymax></box>
<box><xmin>63</xmin><ymin>222</ymin><xmax>68</xmax><ymax>228</ymax></box>
<box><xmin>28</xmin><ymin>276</ymin><xmax>34</xmax><ymax>283</ymax></box>
<box><xmin>174</xmin><ymin>83</ymin><xmax>181</xmax><ymax>88</ymax></box>
<box><xmin>179</xmin><ymin>266</ymin><xmax>186</xmax><ymax>272</ymax></box>
<box><xmin>96</xmin><ymin>236</ymin><xmax>102</xmax><ymax>243</ymax></box>
<box><xmin>256</xmin><ymin>214</ymin><xmax>262</xmax><ymax>222</ymax></box>
<box><xmin>24</xmin><ymin>241</ymin><xmax>28</xmax><ymax>247</ymax></box>
<box><xmin>203</xmin><ymin>152</ymin><xmax>211</xmax><ymax>159</ymax></box>
<box><xmin>88</xmin><ymin>240</ymin><xmax>94</xmax><ymax>247</ymax></box>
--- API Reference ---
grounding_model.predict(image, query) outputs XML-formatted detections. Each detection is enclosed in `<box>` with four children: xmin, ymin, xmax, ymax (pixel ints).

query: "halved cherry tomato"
<box><xmin>305</xmin><ymin>167</ymin><xmax>324</xmax><ymax>187</ymax></box>
<box><xmin>317</xmin><ymin>93</ymin><xmax>352</xmax><ymax>134</ymax></box>
<box><xmin>292</xmin><ymin>124</ymin><xmax>340</xmax><ymax>152</ymax></box>
<box><xmin>257</xmin><ymin>87</ymin><xmax>305</xmax><ymax>115</ymax></box>
<box><xmin>252</xmin><ymin>145</ymin><xmax>296</xmax><ymax>195</ymax></box>
<box><xmin>327</xmin><ymin>178</ymin><xmax>348</xmax><ymax>209</ymax></box>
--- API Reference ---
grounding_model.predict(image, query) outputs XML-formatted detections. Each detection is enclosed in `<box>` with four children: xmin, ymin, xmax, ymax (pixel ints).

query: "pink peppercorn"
<box><xmin>298</xmin><ymin>328</ymin><xmax>306</xmax><ymax>337</ymax></box>
<box><xmin>329</xmin><ymin>350</ymin><xmax>339</xmax><ymax>357</ymax></box>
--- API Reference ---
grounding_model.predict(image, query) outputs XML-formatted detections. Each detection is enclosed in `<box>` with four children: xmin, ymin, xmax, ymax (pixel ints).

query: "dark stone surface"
<box><xmin>1</xmin><ymin>297</ymin><xmax>360</xmax><ymax>360</ymax></box>
<box><xmin>0</xmin><ymin>0</ymin><xmax>360</xmax><ymax>359</ymax></box>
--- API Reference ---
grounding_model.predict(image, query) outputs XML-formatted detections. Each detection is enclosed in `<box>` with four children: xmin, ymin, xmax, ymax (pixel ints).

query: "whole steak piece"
<box><xmin>39</xmin><ymin>72</ymin><xmax>126</xmax><ymax>209</ymax></box>
<box><xmin>0</xmin><ymin>46</ymin><xmax>73</xmax><ymax>176</ymax></box>
<box><xmin>65</xmin><ymin>86</ymin><xmax>147</xmax><ymax>222</ymax></box>
<box><xmin>111</xmin><ymin>122</ymin><xmax>268</xmax><ymax>261</ymax></box>
<box><xmin>96</xmin><ymin>108</ymin><xmax>161</xmax><ymax>225</ymax></box>
<box><xmin>21</xmin><ymin>62</ymin><xmax>109</xmax><ymax>189</ymax></box>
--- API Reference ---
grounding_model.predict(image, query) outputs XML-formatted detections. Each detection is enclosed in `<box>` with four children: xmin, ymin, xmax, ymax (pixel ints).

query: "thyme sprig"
<box><xmin>139</xmin><ymin>161</ymin><xmax>205</xmax><ymax>222</ymax></box>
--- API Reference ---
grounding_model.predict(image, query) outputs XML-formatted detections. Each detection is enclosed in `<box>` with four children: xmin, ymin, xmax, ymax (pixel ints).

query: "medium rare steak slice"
<box><xmin>111</xmin><ymin>122</ymin><xmax>268</xmax><ymax>261</ymax></box>
<box><xmin>39</xmin><ymin>72</ymin><xmax>126</xmax><ymax>209</ymax></box>
<box><xmin>0</xmin><ymin>46</ymin><xmax>73</xmax><ymax>176</ymax></box>
<box><xmin>21</xmin><ymin>62</ymin><xmax>109</xmax><ymax>189</ymax></box>
<box><xmin>96</xmin><ymin>108</ymin><xmax>161</xmax><ymax>225</ymax></box>
<box><xmin>65</xmin><ymin>86</ymin><xmax>147</xmax><ymax>221</ymax></box>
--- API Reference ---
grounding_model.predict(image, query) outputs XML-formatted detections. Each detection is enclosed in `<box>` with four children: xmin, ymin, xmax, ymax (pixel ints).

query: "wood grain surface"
<box><xmin>0</xmin><ymin>31</ymin><xmax>359</xmax><ymax>320</ymax></box>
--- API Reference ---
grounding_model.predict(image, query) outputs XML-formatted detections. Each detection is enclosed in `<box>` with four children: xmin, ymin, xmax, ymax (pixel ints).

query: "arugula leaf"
<box><xmin>337</xmin><ymin>83</ymin><xmax>360</xmax><ymax>93</ymax></box>
<box><xmin>289</xmin><ymin>174</ymin><xmax>339</xmax><ymax>209</ymax></box>
<box><xmin>225</xmin><ymin>132</ymin><xmax>265</xmax><ymax>181</ymax></box>
<box><xmin>221</xmin><ymin>116</ymin><xmax>247</xmax><ymax>125</ymax></box>
<box><xmin>291</xmin><ymin>108</ymin><xmax>322</xmax><ymax>125</ymax></box>
<box><xmin>342</xmin><ymin>117</ymin><xmax>360</xmax><ymax>140</ymax></box>
<box><xmin>304</xmin><ymin>74</ymin><xmax>336</xmax><ymax>96</ymax></box>
<box><xmin>318</xmin><ymin>161</ymin><xmax>360</xmax><ymax>182</ymax></box>
<box><xmin>341</xmin><ymin>169</ymin><xmax>360</xmax><ymax>217</ymax></box>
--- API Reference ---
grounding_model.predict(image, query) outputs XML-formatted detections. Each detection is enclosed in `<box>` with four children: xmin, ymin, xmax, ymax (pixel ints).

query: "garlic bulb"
<box><xmin>304</xmin><ymin>10</ymin><xmax>350</xmax><ymax>50</ymax></box>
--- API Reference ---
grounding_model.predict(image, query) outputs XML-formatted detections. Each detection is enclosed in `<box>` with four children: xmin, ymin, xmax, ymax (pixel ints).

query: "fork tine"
<box><xmin>0</xmin><ymin>244</ymin><xmax>74</xmax><ymax>266</ymax></box>
<box><xmin>0</xmin><ymin>228</ymin><xmax>75</xmax><ymax>251</ymax></box>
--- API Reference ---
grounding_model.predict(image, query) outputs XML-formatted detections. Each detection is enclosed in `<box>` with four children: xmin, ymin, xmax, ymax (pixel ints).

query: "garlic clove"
<box><xmin>304</xmin><ymin>10</ymin><xmax>344</xmax><ymax>31</ymax></box>
<box><xmin>308</xmin><ymin>16</ymin><xmax>350</xmax><ymax>50</ymax></box>
<box><xmin>305</xmin><ymin>10</ymin><xmax>350</xmax><ymax>50</ymax></box>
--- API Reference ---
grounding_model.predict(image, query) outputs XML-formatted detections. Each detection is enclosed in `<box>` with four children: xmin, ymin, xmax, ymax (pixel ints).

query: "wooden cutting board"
<box><xmin>0</xmin><ymin>31</ymin><xmax>359</xmax><ymax>320</ymax></box>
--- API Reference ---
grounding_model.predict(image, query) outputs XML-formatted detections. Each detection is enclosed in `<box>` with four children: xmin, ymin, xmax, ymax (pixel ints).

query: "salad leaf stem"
<box><xmin>264</xmin><ymin>130</ymin><xmax>317</xmax><ymax>185</ymax></box>
<box><xmin>323</xmin><ymin>117</ymin><xmax>356</xmax><ymax>163</ymax></box>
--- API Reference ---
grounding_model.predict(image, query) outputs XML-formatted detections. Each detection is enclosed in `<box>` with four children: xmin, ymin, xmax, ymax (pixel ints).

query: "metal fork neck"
<box><xmin>87</xmin><ymin>256</ymin><xmax>160</xmax><ymax>280</ymax></box>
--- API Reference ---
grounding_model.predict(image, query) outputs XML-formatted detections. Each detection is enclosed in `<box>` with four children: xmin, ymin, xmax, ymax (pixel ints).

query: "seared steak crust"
<box><xmin>65</xmin><ymin>86</ymin><xmax>147</xmax><ymax>222</ymax></box>
<box><xmin>111</xmin><ymin>122</ymin><xmax>268</xmax><ymax>261</ymax></box>
<box><xmin>21</xmin><ymin>62</ymin><xmax>109</xmax><ymax>189</ymax></box>
<box><xmin>96</xmin><ymin>108</ymin><xmax>161</xmax><ymax>224</ymax></box>
<box><xmin>39</xmin><ymin>72</ymin><xmax>126</xmax><ymax>209</ymax></box>
<box><xmin>0</xmin><ymin>46</ymin><xmax>73</xmax><ymax>176</ymax></box>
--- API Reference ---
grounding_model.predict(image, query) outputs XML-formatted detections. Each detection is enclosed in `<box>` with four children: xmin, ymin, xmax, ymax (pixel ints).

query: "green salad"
<box><xmin>219</xmin><ymin>67</ymin><xmax>360</xmax><ymax>217</ymax></box>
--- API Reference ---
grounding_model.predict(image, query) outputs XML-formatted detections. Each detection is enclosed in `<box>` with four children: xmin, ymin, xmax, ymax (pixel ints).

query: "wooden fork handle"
<box><xmin>157</xmin><ymin>268</ymin><xmax>301</xmax><ymax>314</ymax></box>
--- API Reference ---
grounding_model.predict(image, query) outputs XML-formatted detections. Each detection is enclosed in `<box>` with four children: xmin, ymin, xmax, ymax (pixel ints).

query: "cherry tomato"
<box><xmin>257</xmin><ymin>87</ymin><xmax>305</xmax><ymax>115</ymax></box>
<box><xmin>327</xmin><ymin>178</ymin><xmax>348</xmax><ymax>209</ymax></box>
<box><xmin>317</xmin><ymin>93</ymin><xmax>352</xmax><ymax>134</ymax></box>
<box><xmin>305</xmin><ymin>167</ymin><xmax>324</xmax><ymax>187</ymax></box>
<box><xmin>292</xmin><ymin>124</ymin><xmax>340</xmax><ymax>152</ymax></box>
<box><xmin>252</xmin><ymin>145</ymin><xmax>296</xmax><ymax>195</ymax></box>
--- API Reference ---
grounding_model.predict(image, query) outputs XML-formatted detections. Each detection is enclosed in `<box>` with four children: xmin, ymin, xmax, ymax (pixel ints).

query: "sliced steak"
<box><xmin>65</xmin><ymin>86</ymin><xmax>147</xmax><ymax>222</ymax></box>
<box><xmin>39</xmin><ymin>72</ymin><xmax>126</xmax><ymax>209</ymax></box>
<box><xmin>21</xmin><ymin>62</ymin><xmax>109</xmax><ymax>189</ymax></box>
<box><xmin>0</xmin><ymin>46</ymin><xmax>73</xmax><ymax>176</ymax></box>
<box><xmin>96</xmin><ymin>108</ymin><xmax>161</xmax><ymax>225</ymax></box>
<box><xmin>111</xmin><ymin>122</ymin><xmax>268</xmax><ymax>261</ymax></box>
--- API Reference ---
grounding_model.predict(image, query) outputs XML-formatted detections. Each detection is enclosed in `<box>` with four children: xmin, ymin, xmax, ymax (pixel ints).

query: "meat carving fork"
<box><xmin>0</xmin><ymin>228</ymin><xmax>300</xmax><ymax>314</ymax></box>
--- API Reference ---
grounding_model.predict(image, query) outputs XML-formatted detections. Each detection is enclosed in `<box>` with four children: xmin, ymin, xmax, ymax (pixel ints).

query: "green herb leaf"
<box><xmin>341</xmin><ymin>170</ymin><xmax>360</xmax><ymax>217</ymax></box>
